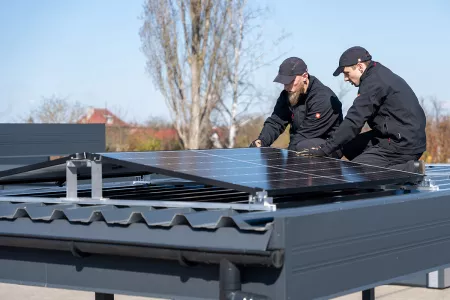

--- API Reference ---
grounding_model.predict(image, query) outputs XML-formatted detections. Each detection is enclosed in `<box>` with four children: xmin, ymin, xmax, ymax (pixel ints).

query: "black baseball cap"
<box><xmin>333</xmin><ymin>46</ymin><xmax>372</xmax><ymax>76</ymax></box>
<box><xmin>273</xmin><ymin>57</ymin><xmax>308</xmax><ymax>84</ymax></box>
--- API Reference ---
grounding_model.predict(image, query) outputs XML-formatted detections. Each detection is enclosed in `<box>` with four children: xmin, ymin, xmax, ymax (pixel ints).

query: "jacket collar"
<box><xmin>360</xmin><ymin>61</ymin><xmax>377</xmax><ymax>83</ymax></box>
<box><xmin>305</xmin><ymin>75</ymin><xmax>315</xmax><ymax>94</ymax></box>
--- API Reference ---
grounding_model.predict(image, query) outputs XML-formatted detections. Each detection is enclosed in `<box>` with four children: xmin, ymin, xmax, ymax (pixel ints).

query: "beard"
<box><xmin>288</xmin><ymin>90</ymin><xmax>301</xmax><ymax>106</ymax></box>
<box><xmin>287</xmin><ymin>86</ymin><xmax>303</xmax><ymax>106</ymax></box>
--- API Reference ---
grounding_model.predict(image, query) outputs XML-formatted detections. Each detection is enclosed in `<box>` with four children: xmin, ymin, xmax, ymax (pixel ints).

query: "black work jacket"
<box><xmin>258</xmin><ymin>75</ymin><xmax>343</xmax><ymax>149</ymax></box>
<box><xmin>321</xmin><ymin>62</ymin><xmax>427</xmax><ymax>155</ymax></box>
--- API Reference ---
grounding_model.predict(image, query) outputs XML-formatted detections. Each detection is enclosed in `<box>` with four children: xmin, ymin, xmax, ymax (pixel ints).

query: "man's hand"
<box><xmin>249</xmin><ymin>139</ymin><xmax>262</xmax><ymax>147</ymax></box>
<box><xmin>296</xmin><ymin>146</ymin><xmax>326</xmax><ymax>157</ymax></box>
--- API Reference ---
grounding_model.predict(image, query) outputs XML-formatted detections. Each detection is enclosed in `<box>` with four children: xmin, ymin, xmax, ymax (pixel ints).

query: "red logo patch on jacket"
<box><xmin>315</xmin><ymin>113</ymin><xmax>321</xmax><ymax>119</ymax></box>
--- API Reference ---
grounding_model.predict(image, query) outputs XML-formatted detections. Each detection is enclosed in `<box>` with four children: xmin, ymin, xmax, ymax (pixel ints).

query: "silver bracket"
<box><xmin>249</xmin><ymin>190</ymin><xmax>275</xmax><ymax>210</ymax></box>
<box><xmin>133</xmin><ymin>174</ymin><xmax>152</xmax><ymax>185</ymax></box>
<box><xmin>65</xmin><ymin>156</ymin><xmax>105</xmax><ymax>200</ymax></box>
<box><xmin>417</xmin><ymin>178</ymin><xmax>440</xmax><ymax>191</ymax></box>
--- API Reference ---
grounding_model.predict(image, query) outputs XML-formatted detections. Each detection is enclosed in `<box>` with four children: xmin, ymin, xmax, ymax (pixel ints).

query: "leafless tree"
<box><xmin>140</xmin><ymin>0</ymin><xmax>287</xmax><ymax>149</ymax></box>
<box><xmin>337</xmin><ymin>81</ymin><xmax>351</xmax><ymax>100</ymax></box>
<box><xmin>417</xmin><ymin>95</ymin><xmax>450</xmax><ymax>163</ymax></box>
<box><xmin>430</xmin><ymin>95</ymin><xmax>443</xmax><ymax>122</ymax></box>
<box><xmin>140</xmin><ymin>0</ymin><xmax>231</xmax><ymax>149</ymax></box>
<box><xmin>26</xmin><ymin>95</ymin><xmax>85</xmax><ymax>123</ymax></box>
<box><xmin>210</xmin><ymin>2</ymin><xmax>289</xmax><ymax>148</ymax></box>
<box><xmin>144</xmin><ymin>116</ymin><xmax>173</xmax><ymax>129</ymax></box>
<box><xmin>419</xmin><ymin>95</ymin><xmax>447</xmax><ymax>122</ymax></box>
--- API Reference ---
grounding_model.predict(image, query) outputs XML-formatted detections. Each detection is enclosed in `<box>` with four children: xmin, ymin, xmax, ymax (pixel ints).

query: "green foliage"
<box><xmin>133</xmin><ymin>137</ymin><xmax>162</xmax><ymax>151</ymax></box>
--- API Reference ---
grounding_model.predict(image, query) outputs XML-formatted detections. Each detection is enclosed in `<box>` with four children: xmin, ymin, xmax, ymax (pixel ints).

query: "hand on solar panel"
<box><xmin>249</xmin><ymin>139</ymin><xmax>262</xmax><ymax>147</ymax></box>
<box><xmin>295</xmin><ymin>147</ymin><xmax>326</xmax><ymax>157</ymax></box>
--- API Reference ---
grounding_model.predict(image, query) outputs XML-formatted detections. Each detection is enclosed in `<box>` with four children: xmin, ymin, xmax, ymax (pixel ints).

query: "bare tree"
<box><xmin>334</xmin><ymin>80</ymin><xmax>353</xmax><ymax>114</ymax></box>
<box><xmin>140</xmin><ymin>0</ymin><xmax>287</xmax><ymax>149</ymax></box>
<box><xmin>418</xmin><ymin>96</ymin><xmax>450</xmax><ymax>163</ymax></box>
<box><xmin>430</xmin><ymin>95</ymin><xmax>443</xmax><ymax>122</ymax></box>
<box><xmin>419</xmin><ymin>95</ymin><xmax>446</xmax><ymax>122</ymax></box>
<box><xmin>212</xmin><ymin>2</ymin><xmax>289</xmax><ymax>148</ymax></box>
<box><xmin>219</xmin><ymin>0</ymin><xmax>247</xmax><ymax>149</ymax></box>
<box><xmin>337</xmin><ymin>81</ymin><xmax>351</xmax><ymax>100</ymax></box>
<box><xmin>140</xmin><ymin>0</ymin><xmax>233</xmax><ymax>149</ymax></box>
<box><xmin>26</xmin><ymin>95</ymin><xmax>85</xmax><ymax>123</ymax></box>
<box><xmin>419</xmin><ymin>96</ymin><xmax>427</xmax><ymax>114</ymax></box>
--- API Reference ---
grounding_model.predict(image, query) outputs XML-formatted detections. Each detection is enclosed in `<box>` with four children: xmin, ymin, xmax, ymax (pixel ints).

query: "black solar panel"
<box><xmin>0</xmin><ymin>154</ymin><xmax>149</xmax><ymax>184</ymax></box>
<box><xmin>102</xmin><ymin>148</ymin><xmax>424</xmax><ymax>196</ymax></box>
<box><xmin>0</xmin><ymin>148</ymin><xmax>424</xmax><ymax>196</ymax></box>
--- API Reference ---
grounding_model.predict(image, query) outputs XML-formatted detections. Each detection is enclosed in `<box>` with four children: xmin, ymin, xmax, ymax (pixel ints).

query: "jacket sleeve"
<box><xmin>321</xmin><ymin>80</ymin><xmax>386</xmax><ymax>155</ymax></box>
<box><xmin>258</xmin><ymin>93</ymin><xmax>291</xmax><ymax>146</ymax></box>
<box><xmin>296</xmin><ymin>93</ymin><xmax>340</xmax><ymax>140</ymax></box>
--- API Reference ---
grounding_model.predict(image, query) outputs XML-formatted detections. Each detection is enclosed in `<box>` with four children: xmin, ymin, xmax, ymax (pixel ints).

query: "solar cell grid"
<box><xmin>103</xmin><ymin>148</ymin><xmax>423</xmax><ymax>196</ymax></box>
<box><xmin>0</xmin><ymin>147</ymin><xmax>424</xmax><ymax>195</ymax></box>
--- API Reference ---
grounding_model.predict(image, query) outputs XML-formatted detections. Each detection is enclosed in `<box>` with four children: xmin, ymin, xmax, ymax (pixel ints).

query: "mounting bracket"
<box><xmin>248</xmin><ymin>191</ymin><xmax>275</xmax><ymax>211</ymax></box>
<box><xmin>416</xmin><ymin>178</ymin><xmax>440</xmax><ymax>191</ymax></box>
<box><xmin>132</xmin><ymin>174</ymin><xmax>153</xmax><ymax>185</ymax></box>
<box><xmin>65</xmin><ymin>155</ymin><xmax>105</xmax><ymax>200</ymax></box>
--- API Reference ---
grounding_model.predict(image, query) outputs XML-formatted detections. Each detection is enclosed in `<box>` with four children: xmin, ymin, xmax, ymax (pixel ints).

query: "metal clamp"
<box><xmin>132</xmin><ymin>174</ymin><xmax>152</xmax><ymax>185</ymax></box>
<box><xmin>248</xmin><ymin>191</ymin><xmax>275</xmax><ymax>211</ymax></box>
<box><xmin>417</xmin><ymin>178</ymin><xmax>440</xmax><ymax>191</ymax></box>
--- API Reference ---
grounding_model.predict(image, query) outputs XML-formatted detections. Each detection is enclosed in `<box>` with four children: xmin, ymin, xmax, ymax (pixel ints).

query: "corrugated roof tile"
<box><xmin>102</xmin><ymin>206</ymin><xmax>154</xmax><ymax>225</ymax></box>
<box><xmin>184</xmin><ymin>209</ymin><xmax>238</xmax><ymax>229</ymax></box>
<box><xmin>141</xmin><ymin>207</ymin><xmax>194</xmax><ymax>227</ymax></box>
<box><xmin>63</xmin><ymin>205</ymin><xmax>114</xmax><ymax>223</ymax></box>
<box><xmin>0</xmin><ymin>202</ymin><xmax>42</xmax><ymax>219</ymax></box>
<box><xmin>0</xmin><ymin>202</ymin><xmax>272</xmax><ymax>231</ymax></box>
<box><xmin>26</xmin><ymin>203</ymin><xmax>76</xmax><ymax>221</ymax></box>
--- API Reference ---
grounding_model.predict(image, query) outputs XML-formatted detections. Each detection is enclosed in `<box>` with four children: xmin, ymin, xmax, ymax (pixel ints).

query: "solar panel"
<box><xmin>0</xmin><ymin>154</ymin><xmax>150</xmax><ymax>185</ymax></box>
<box><xmin>0</xmin><ymin>148</ymin><xmax>424</xmax><ymax>196</ymax></box>
<box><xmin>101</xmin><ymin>148</ymin><xmax>424</xmax><ymax>196</ymax></box>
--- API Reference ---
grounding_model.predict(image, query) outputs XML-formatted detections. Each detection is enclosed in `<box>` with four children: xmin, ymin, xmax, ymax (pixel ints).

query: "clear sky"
<box><xmin>1</xmin><ymin>0</ymin><xmax>449</xmax><ymax>123</ymax></box>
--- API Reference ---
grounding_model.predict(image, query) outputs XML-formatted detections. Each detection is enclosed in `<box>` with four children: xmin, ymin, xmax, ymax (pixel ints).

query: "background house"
<box><xmin>78</xmin><ymin>107</ymin><xmax>180</xmax><ymax>151</ymax></box>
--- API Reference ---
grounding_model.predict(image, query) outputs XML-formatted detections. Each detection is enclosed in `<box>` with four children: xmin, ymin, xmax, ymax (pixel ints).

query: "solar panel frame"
<box><xmin>101</xmin><ymin>148</ymin><xmax>424</xmax><ymax>196</ymax></box>
<box><xmin>0</xmin><ymin>155</ymin><xmax>71</xmax><ymax>182</ymax></box>
<box><xmin>0</xmin><ymin>148</ymin><xmax>424</xmax><ymax>196</ymax></box>
<box><xmin>99</xmin><ymin>151</ymin><xmax>264</xmax><ymax>194</ymax></box>
<box><xmin>0</xmin><ymin>153</ymin><xmax>150</xmax><ymax>185</ymax></box>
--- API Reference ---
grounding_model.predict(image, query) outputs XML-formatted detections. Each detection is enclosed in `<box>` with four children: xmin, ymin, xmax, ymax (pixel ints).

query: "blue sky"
<box><xmin>1</xmin><ymin>0</ymin><xmax>449</xmax><ymax>123</ymax></box>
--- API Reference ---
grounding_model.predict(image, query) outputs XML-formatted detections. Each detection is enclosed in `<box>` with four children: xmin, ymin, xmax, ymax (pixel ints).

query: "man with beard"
<box><xmin>301</xmin><ymin>46</ymin><xmax>426</xmax><ymax>173</ymax></box>
<box><xmin>249</xmin><ymin>57</ymin><xmax>343</xmax><ymax>154</ymax></box>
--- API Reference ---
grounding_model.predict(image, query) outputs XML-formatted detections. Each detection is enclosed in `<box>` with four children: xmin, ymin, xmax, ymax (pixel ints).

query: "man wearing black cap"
<box><xmin>249</xmin><ymin>57</ymin><xmax>343</xmax><ymax>153</ymax></box>
<box><xmin>302</xmin><ymin>46</ymin><xmax>426</xmax><ymax>172</ymax></box>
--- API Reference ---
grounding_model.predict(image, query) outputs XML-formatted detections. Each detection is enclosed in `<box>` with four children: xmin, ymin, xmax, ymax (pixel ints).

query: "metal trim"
<box><xmin>0</xmin><ymin>218</ymin><xmax>274</xmax><ymax>252</ymax></box>
<box><xmin>0</xmin><ymin>236</ymin><xmax>284</xmax><ymax>268</ymax></box>
<box><xmin>0</xmin><ymin>196</ymin><xmax>276</xmax><ymax>212</ymax></box>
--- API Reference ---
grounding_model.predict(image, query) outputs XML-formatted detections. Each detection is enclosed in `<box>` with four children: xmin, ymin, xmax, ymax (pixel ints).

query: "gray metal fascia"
<box><xmin>281</xmin><ymin>190</ymin><xmax>450</xmax><ymax>299</ymax></box>
<box><xmin>0</xmin><ymin>218</ymin><xmax>273</xmax><ymax>253</ymax></box>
